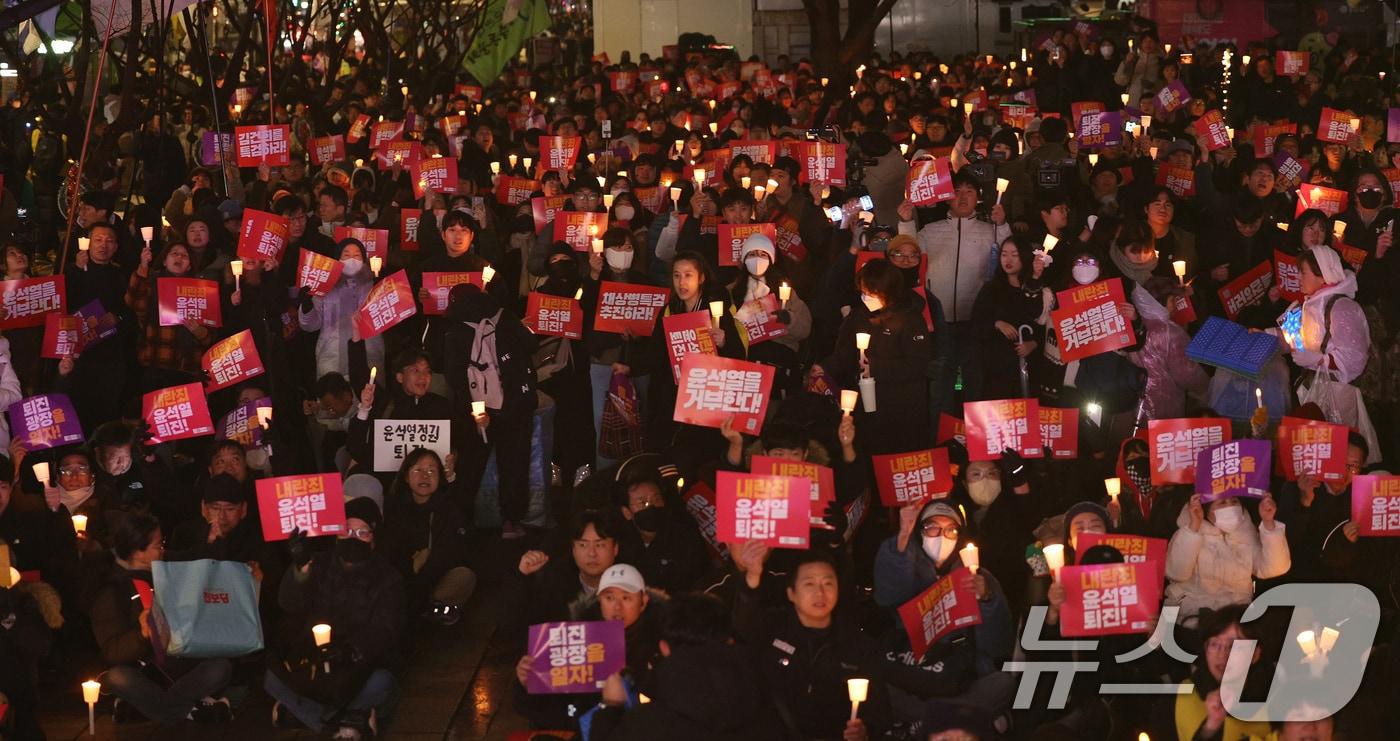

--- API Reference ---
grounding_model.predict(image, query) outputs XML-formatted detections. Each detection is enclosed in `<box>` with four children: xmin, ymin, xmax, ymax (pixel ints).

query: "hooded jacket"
<box><xmin>1164</xmin><ymin>501</ymin><xmax>1291</xmax><ymax>621</ymax></box>
<box><xmin>298</xmin><ymin>267</ymin><xmax>383</xmax><ymax>381</ymax></box>
<box><xmin>1128</xmin><ymin>284</ymin><xmax>1210</xmax><ymax>421</ymax></box>
<box><xmin>443</xmin><ymin>287</ymin><xmax>539</xmax><ymax>420</ymax></box>
<box><xmin>1274</xmin><ymin>269</ymin><xmax>1369</xmax><ymax>383</ymax></box>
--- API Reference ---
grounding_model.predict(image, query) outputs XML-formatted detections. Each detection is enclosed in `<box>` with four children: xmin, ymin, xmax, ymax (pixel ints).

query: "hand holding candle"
<box><xmin>1043</xmin><ymin>543</ymin><xmax>1065</xmax><ymax>581</ymax></box>
<box><xmin>230</xmin><ymin>259</ymin><xmax>244</xmax><ymax>291</ymax></box>
<box><xmin>72</xmin><ymin>514</ymin><xmax>88</xmax><ymax>534</ymax></box>
<box><xmin>839</xmin><ymin>389</ymin><xmax>859</xmax><ymax>415</ymax></box>
<box><xmin>847</xmin><ymin>677</ymin><xmax>869</xmax><ymax>722</ymax></box>
<box><xmin>32</xmin><ymin>462</ymin><xmax>49</xmax><ymax>486</ymax></box>
<box><xmin>1172</xmin><ymin>260</ymin><xmax>1187</xmax><ymax>285</ymax></box>
<box><xmin>961</xmin><ymin>542</ymin><xmax>980</xmax><ymax>573</ymax></box>
<box><xmin>369</xmin><ymin>256</ymin><xmax>383</xmax><ymax>276</ymax></box>
<box><xmin>779</xmin><ymin>282</ymin><xmax>791</xmax><ymax>308</ymax></box>
<box><xmin>312</xmin><ymin>623</ymin><xmax>332</xmax><ymax>646</ymax></box>
<box><xmin>1104</xmin><ymin>477</ymin><xmax>1121</xmax><ymax>502</ymax></box>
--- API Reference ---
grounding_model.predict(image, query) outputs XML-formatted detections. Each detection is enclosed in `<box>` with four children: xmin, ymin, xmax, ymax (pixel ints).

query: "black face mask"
<box><xmin>335</xmin><ymin>537</ymin><xmax>372</xmax><ymax>564</ymax></box>
<box><xmin>548</xmin><ymin>259</ymin><xmax>580</xmax><ymax>282</ymax></box>
<box><xmin>1125</xmin><ymin>457</ymin><xmax>1151</xmax><ymax>489</ymax></box>
<box><xmin>1358</xmin><ymin>189</ymin><xmax>1385</xmax><ymax>210</ymax></box>
<box><xmin>899</xmin><ymin>265</ymin><xmax>922</xmax><ymax>289</ymax></box>
<box><xmin>633</xmin><ymin>506</ymin><xmax>666</xmax><ymax>533</ymax></box>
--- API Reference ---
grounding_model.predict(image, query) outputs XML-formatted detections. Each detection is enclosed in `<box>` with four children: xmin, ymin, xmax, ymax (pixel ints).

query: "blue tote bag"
<box><xmin>152</xmin><ymin>559</ymin><xmax>264</xmax><ymax>658</ymax></box>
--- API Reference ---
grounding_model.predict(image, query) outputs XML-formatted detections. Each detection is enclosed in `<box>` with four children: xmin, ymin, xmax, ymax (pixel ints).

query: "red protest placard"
<box><xmin>332</xmin><ymin>226</ymin><xmax>391</xmax><ymax>261</ymax></box>
<box><xmin>531</xmin><ymin>194</ymin><xmax>572</xmax><ymax>233</ymax></box>
<box><xmin>717</xmin><ymin>223</ymin><xmax>777</xmax><ymax>267</ymax></box>
<box><xmin>369</xmin><ymin>120</ymin><xmax>404</xmax><ymax>149</ymax></box>
<box><xmin>1317</xmin><ymin>107</ymin><xmax>1357</xmax><ymax>144</ymax></box>
<box><xmin>234</xmin><ymin>125</ymin><xmax>291</xmax><ymax>166</ymax></box>
<box><xmin>1169</xmin><ymin>294</ymin><xmax>1196</xmax><ymax>325</ymax></box>
<box><xmin>1251</xmin><ymin>123</ymin><xmax>1296</xmax><ymax>156</ymax></box>
<box><xmin>1193</xmin><ymin>110</ymin><xmax>1231</xmax><ymax>151</ymax></box>
<box><xmin>1076</xmin><ymin>532</ymin><xmax>1169</xmax><ymax>582</ymax></box>
<box><xmin>775</xmin><ymin>214</ymin><xmax>808</xmax><ymax>263</ymax></box>
<box><xmin>1058</xmin><ymin>562</ymin><xmax>1160</xmax><ymax>637</ymax></box>
<box><xmin>1217</xmin><ymin>261</ymin><xmax>1274</xmax><ymax>320</ymax></box>
<box><xmin>1276</xmin><ymin>50</ymin><xmax>1309</xmax><ymax>77</ymax></box>
<box><xmin>309</xmin><ymin>135</ymin><xmax>345</xmax><ymax>165</ymax></box>
<box><xmin>964</xmin><ymin>398</ymin><xmax>1042</xmax><ymax>461</ymax></box>
<box><xmin>1050</xmin><ymin>280</ymin><xmax>1135</xmax><ymax>363</ymax></box>
<box><xmin>346</xmin><ymin>114</ymin><xmax>371</xmax><ymax>143</ymax></box>
<box><xmin>1147</xmin><ymin>417</ymin><xmax>1231</xmax><ymax>485</ymax></box>
<box><xmin>40</xmin><ymin>313</ymin><xmax>81</xmax><ymax>358</ymax></box>
<box><xmin>734</xmin><ymin>293</ymin><xmax>788</xmax><ymax>347</ymax></box>
<box><xmin>608</xmin><ymin>69</ymin><xmax>638</xmax><ymax>92</ymax></box>
<box><xmin>353</xmin><ymin>270</ymin><xmax>417</xmax><ymax>338</ymax></box>
<box><xmin>454</xmin><ymin>83</ymin><xmax>483</xmax><ymax>102</ymax></box>
<box><xmin>730</xmin><ymin>140</ymin><xmax>777</xmax><ymax>165</ymax></box>
<box><xmin>554</xmin><ymin>212</ymin><xmax>608</xmax><ymax>252</ymax></box>
<box><xmin>539</xmin><ymin>136</ymin><xmax>582</xmax><ymax>171</ymax></box>
<box><xmin>422</xmin><ymin>272</ymin><xmax>483</xmax><ymax>315</ymax></box>
<box><xmin>202</xmin><ymin>329</ymin><xmax>265</xmax><ymax>392</ymax></box>
<box><xmin>681</xmin><ymin>481</ymin><xmax>725</xmax><ymax>558</ymax></box>
<box><xmin>1156</xmin><ymin>164</ymin><xmax>1197</xmax><ymax>197</ymax></box>
<box><xmin>373</xmin><ymin>141</ymin><xmax>420</xmax><ymax>171</ymax></box>
<box><xmin>142</xmin><ymin>383</ymin><xmax>215</xmax><ymax>443</ymax></box>
<box><xmin>1385</xmin><ymin>168</ymin><xmax>1400</xmax><ymax>207</ymax></box>
<box><xmin>296</xmin><ymin>249</ymin><xmax>343</xmax><ymax>297</ymax></box>
<box><xmin>0</xmin><ymin>276</ymin><xmax>64</xmax><ymax>329</ymax></box>
<box><xmin>256</xmin><ymin>473</ymin><xmax>347</xmax><ymax>541</ymax></box>
<box><xmin>1275</xmin><ymin>250</ymin><xmax>1303</xmax><ymax>302</ymax></box>
<box><xmin>936</xmin><ymin>414</ymin><xmax>966</xmax><ymax>445</ymax></box>
<box><xmin>236</xmin><ymin>209</ymin><xmax>290</xmax><ymax>263</ymax></box>
<box><xmin>871</xmin><ymin>448</ymin><xmax>953</xmax><ymax>506</ymax></box>
<box><xmin>634</xmin><ymin>186</ymin><xmax>666</xmax><ymax>215</ymax></box>
<box><xmin>411</xmin><ymin>156</ymin><xmax>458</xmax><ymax>198</ymax></box>
<box><xmin>896</xmin><ymin>568</ymin><xmax>982</xmax><ymax>656</ymax></box>
<box><xmin>715</xmin><ymin>471</ymin><xmax>811</xmax><ymax>548</ymax></box>
<box><xmin>752</xmin><ymin>455</ymin><xmax>835</xmax><ymax>510</ymax></box>
<box><xmin>400</xmin><ymin>208</ymin><xmax>422</xmax><ymax>252</ymax></box>
<box><xmin>157</xmin><ymin>278</ymin><xmax>221</xmax><ymax>328</ymax></box>
<box><xmin>524</xmin><ymin>292</ymin><xmax>583</xmax><ymax>339</ymax></box>
<box><xmin>1276</xmin><ymin>419</ymin><xmax>1348</xmax><ymax>481</ymax></box>
<box><xmin>1297</xmin><ymin>183</ymin><xmax>1347</xmax><ymax>216</ymax></box>
<box><xmin>907</xmin><ymin>157</ymin><xmax>955</xmax><ymax>205</ymax></box>
<box><xmin>674</xmin><ymin>354</ymin><xmax>776</xmax><ymax>435</ymax></box>
<box><xmin>1039</xmin><ymin>406</ymin><xmax>1080</xmax><ymax>459</ymax></box>
<box><xmin>802</xmin><ymin>142</ymin><xmax>847</xmax><ymax>185</ymax></box>
<box><xmin>594</xmin><ymin>281</ymin><xmax>669</xmax><ymax>335</ymax></box>
<box><xmin>1353</xmin><ymin>475</ymin><xmax>1400</xmax><ymax>536</ymax></box>
<box><xmin>663</xmin><ymin>311</ymin><xmax>716</xmax><ymax>383</ymax></box>
<box><xmin>496</xmin><ymin>176</ymin><xmax>539</xmax><ymax>206</ymax></box>
<box><xmin>1338</xmin><ymin>244</ymin><xmax>1367</xmax><ymax>273</ymax></box>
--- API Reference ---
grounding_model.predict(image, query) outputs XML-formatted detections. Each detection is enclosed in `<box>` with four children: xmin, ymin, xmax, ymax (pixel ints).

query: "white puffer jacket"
<box><xmin>1164</xmin><ymin>500</ymin><xmax>1290</xmax><ymax>623</ymax></box>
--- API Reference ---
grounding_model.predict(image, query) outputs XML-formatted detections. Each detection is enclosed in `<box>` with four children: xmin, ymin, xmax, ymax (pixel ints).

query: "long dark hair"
<box><xmin>994</xmin><ymin>234</ymin><xmax>1039</xmax><ymax>288</ymax></box>
<box><xmin>390</xmin><ymin>448</ymin><xmax>446</xmax><ymax>507</ymax></box>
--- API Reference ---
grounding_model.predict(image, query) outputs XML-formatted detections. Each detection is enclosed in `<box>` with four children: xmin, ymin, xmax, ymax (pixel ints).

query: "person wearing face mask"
<box><xmin>533</xmin><ymin>243</ymin><xmax>595</xmax><ymax>482</ymax></box>
<box><xmin>580</xmin><ymin>229</ymin><xmax>655</xmax><ymax>471</ymax></box>
<box><xmin>1341</xmin><ymin>170</ymin><xmax>1397</xmax><ymax>306</ymax></box>
<box><xmin>726</xmin><ymin>234</ymin><xmax>811</xmax><ymax>392</ymax></box>
<box><xmin>954</xmin><ymin>447</ymin><xmax>1040</xmax><ymax>613</ymax></box>
<box><xmin>1110</xmin><ymin>436</ymin><xmax>1190</xmax><ymax>540</ymax></box>
<box><xmin>676</xmin><ymin>187</ymin><xmax>749</xmax><ymax>289</ymax></box>
<box><xmin>379</xmin><ymin>449</ymin><xmax>475</xmax><ymax>629</ymax></box>
<box><xmin>613</xmin><ymin>471</ymin><xmax>711</xmax><ymax>593</ymax></box>
<box><xmin>266</xmin><ymin>496</ymin><xmax>404</xmax><ymax>739</ymax></box>
<box><xmin>1127</xmin><ymin>276</ymin><xmax>1210</xmax><ymax>421</ymax></box>
<box><xmin>872</xmin><ymin>500</ymin><xmax>1016</xmax><ymax>719</ymax></box>
<box><xmin>298</xmin><ymin>239</ymin><xmax>385</xmax><ymax>382</ymax></box>
<box><xmin>1164</xmin><ymin>489</ymin><xmax>1289</xmax><ymax>625</ymax></box>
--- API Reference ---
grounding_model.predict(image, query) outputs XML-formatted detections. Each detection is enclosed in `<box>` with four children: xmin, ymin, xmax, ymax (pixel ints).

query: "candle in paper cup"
<box><xmin>778</xmin><ymin>282</ymin><xmax>791</xmax><ymax>306</ymax></box>
<box><xmin>32</xmin><ymin>462</ymin><xmax>49</xmax><ymax>485</ymax></box>
<box><xmin>753</xmin><ymin>185</ymin><xmax>766</xmax><ymax>200</ymax></box>
<box><xmin>674</xmin><ymin>139</ymin><xmax>684</xmax><ymax>153</ymax></box>
<box><xmin>900</xmin><ymin>143</ymin><xmax>909</xmax><ymax>156</ymax></box>
<box><xmin>230</xmin><ymin>259</ymin><xmax>244</xmax><ymax>278</ymax></box>
<box><xmin>1172</xmin><ymin>260</ymin><xmax>1187</xmax><ymax>284</ymax></box>
<box><xmin>1043</xmin><ymin>544</ymin><xmax>1065</xmax><ymax>577</ymax></box>
<box><xmin>78</xmin><ymin>237</ymin><xmax>89</xmax><ymax>252</ymax></box>
<box><xmin>709</xmin><ymin>122</ymin><xmax>718</xmax><ymax>135</ymax></box>
<box><xmin>596</xmin><ymin>176</ymin><xmax>606</xmax><ymax>188</ymax></box>
<box><xmin>523</xmin><ymin>157</ymin><xmax>532</xmax><ymax>170</ymax></box>
<box><xmin>1320</xmin><ymin>626</ymin><xmax>1340</xmax><ymax>653</ymax></box>
<box><xmin>694</xmin><ymin>168</ymin><xmax>706</xmax><ymax>186</ymax></box>
<box><xmin>961</xmin><ymin>543</ymin><xmax>980</xmax><ymax>572</ymax></box>
<box><xmin>574</xmin><ymin>287</ymin><xmax>583</xmax><ymax>301</ymax></box>
<box><xmin>82</xmin><ymin>679</ymin><xmax>101</xmax><ymax>703</ymax></box>
<box><xmin>471</xmin><ymin>400</ymin><xmax>486</xmax><ymax>417</ymax></box>
<box><xmin>72</xmin><ymin>514</ymin><xmax>88</xmax><ymax>533</ymax></box>
<box><xmin>603</xmin><ymin>194</ymin><xmax>614</xmax><ymax>209</ymax></box>
<box><xmin>312</xmin><ymin>623</ymin><xmax>332</xmax><ymax>646</ymax></box>
<box><xmin>256</xmin><ymin>406</ymin><xmax>273</xmax><ymax>429</ymax></box>
<box><xmin>1333</xmin><ymin>221</ymin><xmax>1347</xmax><ymax>240</ymax></box>
<box><xmin>1255</xmin><ymin>387</ymin><xmax>1263</xmax><ymax>408</ymax></box>
<box><xmin>508</xmin><ymin>154</ymin><xmax>518</xmax><ymax>168</ymax></box>
<box><xmin>482</xmin><ymin>265</ymin><xmax>496</xmax><ymax>283</ymax></box>
<box><xmin>1042</xmin><ymin>234</ymin><xmax>1058</xmax><ymax>253</ymax></box>
<box><xmin>821</xmin><ymin>77</ymin><xmax>829</xmax><ymax>87</ymax></box>
<box><xmin>587</xmin><ymin>152</ymin><xmax>597</xmax><ymax>164</ymax></box>
<box><xmin>847</xmin><ymin>677</ymin><xmax>869</xmax><ymax>721</ymax></box>
<box><xmin>369</xmin><ymin>256</ymin><xmax>383</xmax><ymax>276</ymax></box>
<box><xmin>1225</xmin><ymin>127</ymin><xmax>1235</xmax><ymax>142</ymax></box>
<box><xmin>1141</xmin><ymin>115</ymin><xmax>1152</xmax><ymax>130</ymax></box>
<box><xmin>855</xmin><ymin>332</ymin><xmax>871</xmax><ymax>351</ymax></box>
<box><xmin>708</xmin><ymin>300</ymin><xmax>724</xmax><ymax>325</ymax></box>
<box><xmin>1149</xmin><ymin>146</ymin><xmax>1159</xmax><ymax>159</ymax></box>
<box><xmin>1297</xmin><ymin>630</ymin><xmax>1318</xmax><ymax>657</ymax></box>
<box><xmin>996</xmin><ymin>178</ymin><xmax>1009</xmax><ymax>194</ymax></box>
<box><xmin>1104</xmin><ymin>477</ymin><xmax>1121</xmax><ymax>501</ymax></box>
<box><xmin>490</xmin><ymin>161</ymin><xmax>500</xmax><ymax>174</ymax></box>
<box><xmin>767</xmin><ymin>178</ymin><xmax>779</xmax><ymax>192</ymax></box>
<box><xmin>591</xmin><ymin>238</ymin><xmax>604</xmax><ymax>254</ymax></box>
<box><xmin>529</xmin><ymin>90</ymin><xmax>537</xmax><ymax>101</ymax></box>
<box><xmin>839</xmin><ymin>389</ymin><xmax>859</xmax><ymax>414</ymax></box>
<box><xmin>141</xmin><ymin>226</ymin><xmax>154</xmax><ymax>242</ymax></box>
<box><xmin>741</xmin><ymin>176</ymin><xmax>751</xmax><ymax>190</ymax></box>
<box><xmin>355</xmin><ymin>159</ymin><xmax>364</xmax><ymax>168</ymax></box>
<box><xmin>669</xmin><ymin>186</ymin><xmax>682</xmax><ymax>204</ymax></box>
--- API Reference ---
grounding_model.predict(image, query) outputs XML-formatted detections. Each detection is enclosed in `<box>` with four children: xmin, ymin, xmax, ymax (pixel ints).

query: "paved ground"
<box><xmin>34</xmin><ymin>530</ymin><xmax>547</xmax><ymax>741</ymax></box>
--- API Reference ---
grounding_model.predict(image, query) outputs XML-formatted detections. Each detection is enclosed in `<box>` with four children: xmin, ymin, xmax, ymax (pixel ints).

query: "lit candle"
<box><xmin>778</xmin><ymin>282</ymin><xmax>791</xmax><ymax>308</ymax></box>
<box><xmin>591</xmin><ymin>238</ymin><xmax>604</xmax><ymax>254</ymax></box>
<box><xmin>1149</xmin><ymin>146</ymin><xmax>1159</xmax><ymax>160</ymax></box>
<box><xmin>767</xmin><ymin>178</ymin><xmax>779</xmax><ymax>192</ymax></box>
<box><xmin>1319</xmin><ymin>626</ymin><xmax>1339</xmax><ymax>653</ymax></box>
<box><xmin>995</xmin><ymin>177</ymin><xmax>1010</xmax><ymax>195</ymax></box>
<box><xmin>1088</xmin><ymin>153</ymin><xmax>1099</xmax><ymax>167</ymax></box>
<box><xmin>709</xmin><ymin>300</ymin><xmax>724</xmax><ymax>327</ymax></box>
<box><xmin>529</xmin><ymin>90</ymin><xmax>537</xmax><ymax>101</ymax></box>
<box><xmin>508</xmin><ymin>154</ymin><xmax>518</xmax><ymax>168</ymax></box>
<box><xmin>140</xmin><ymin>226</ymin><xmax>154</xmax><ymax>243</ymax></box>
<box><xmin>369</xmin><ymin>256</ymin><xmax>383</xmax><ymax>276</ymax></box>
<box><xmin>32</xmin><ymin>461</ymin><xmax>49</xmax><ymax>485</ymax></box>
<box><xmin>78</xmin><ymin>237</ymin><xmax>89</xmax><ymax>252</ymax></box>
<box><xmin>1173</xmin><ymin>260</ymin><xmax>1187</xmax><ymax>285</ymax></box>
<box><xmin>481</xmin><ymin>265</ymin><xmax>496</xmax><ymax>283</ymax></box>
<box><xmin>603</xmin><ymin>194</ymin><xmax>615</xmax><ymax>209</ymax></box>
<box><xmin>230</xmin><ymin>259</ymin><xmax>243</xmax><ymax>290</ymax></box>
<box><xmin>256</xmin><ymin>406</ymin><xmax>273</xmax><ymax>429</ymax></box>
<box><xmin>596</xmin><ymin>176</ymin><xmax>606</xmax><ymax>188</ymax></box>
<box><xmin>839</xmin><ymin>389</ymin><xmax>858</xmax><ymax>415</ymax></box>
<box><xmin>855</xmin><ymin>332</ymin><xmax>871</xmax><ymax>351</ymax></box>
<box><xmin>490</xmin><ymin>161</ymin><xmax>501</xmax><ymax>174</ymax></box>
<box><xmin>740</xmin><ymin>176</ymin><xmax>751</xmax><ymax>189</ymax></box>
<box><xmin>83</xmin><ymin>679</ymin><xmax>101</xmax><ymax>735</ymax></box>
<box><xmin>1104</xmin><ymin>477</ymin><xmax>1121</xmax><ymax>501</ymax></box>
<box><xmin>949</xmin><ymin>98</ymin><xmax>957</xmax><ymax>109</ymax></box>
<box><xmin>820</xmin><ymin>77</ymin><xmax>829</xmax><ymax>87</ymax></box>
<box><xmin>312</xmin><ymin>623</ymin><xmax>332</xmax><ymax>646</ymax></box>
<box><xmin>899</xmin><ymin>142</ymin><xmax>909</xmax><ymax>156</ymax></box>
<box><xmin>587</xmin><ymin>152</ymin><xmax>596</xmax><ymax>164</ymax></box>
<box><xmin>400</xmin><ymin>85</ymin><xmax>408</xmax><ymax>96</ymax></box>
<box><xmin>574</xmin><ymin>287</ymin><xmax>583</xmax><ymax>301</ymax></box>
<box><xmin>961</xmin><ymin>542</ymin><xmax>980</xmax><ymax>573</ymax></box>
<box><xmin>669</xmin><ymin>186</ymin><xmax>682</xmax><ymax>204</ymax></box>
<box><xmin>72</xmin><ymin>514</ymin><xmax>88</xmax><ymax>533</ymax></box>
<box><xmin>355</xmin><ymin>158</ymin><xmax>364</xmax><ymax>168</ymax></box>
<box><xmin>1256</xmin><ymin>387</ymin><xmax>1263</xmax><ymax>409</ymax></box>
<box><xmin>471</xmin><ymin>400</ymin><xmax>486</xmax><ymax>417</ymax></box>
<box><xmin>1333</xmin><ymin>221</ymin><xmax>1347</xmax><ymax>241</ymax></box>
<box><xmin>753</xmin><ymin>185</ymin><xmax>766</xmax><ymax>201</ymax></box>
<box><xmin>674</xmin><ymin>139</ymin><xmax>684</xmax><ymax>154</ymax></box>
<box><xmin>1225</xmin><ymin>126</ymin><xmax>1235</xmax><ymax>142</ymax></box>
<box><xmin>675</xmin><ymin>477</ymin><xmax>684</xmax><ymax>492</ymax></box>
<box><xmin>523</xmin><ymin>157</ymin><xmax>532</xmax><ymax>171</ymax></box>
<box><xmin>1297</xmin><ymin>630</ymin><xmax>1318</xmax><ymax>658</ymax></box>
<box><xmin>847</xmin><ymin>677</ymin><xmax>869</xmax><ymax>722</ymax></box>
<box><xmin>1043</xmin><ymin>543</ymin><xmax>1065</xmax><ymax>579</ymax></box>
<box><xmin>1042</xmin><ymin>234</ymin><xmax>1059</xmax><ymax>253</ymax></box>
<box><xmin>1140</xmin><ymin>114</ymin><xmax>1153</xmax><ymax>130</ymax></box>
<box><xmin>709</xmin><ymin>122</ymin><xmax>718</xmax><ymax>135</ymax></box>
<box><xmin>963</xmin><ymin>102</ymin><xmax>974</xmax><ymax>117</ymax></box>
<box><xmin>694</xmin><ymin>168</ymin><xmax>706</xmax><ymax>186</ymax></box>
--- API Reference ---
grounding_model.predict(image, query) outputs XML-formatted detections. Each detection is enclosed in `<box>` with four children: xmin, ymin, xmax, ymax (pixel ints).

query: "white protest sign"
<box><xmin>372</xmin><ymin>419</ymin><xmax>451</xmax><ymax>472</ymax></box>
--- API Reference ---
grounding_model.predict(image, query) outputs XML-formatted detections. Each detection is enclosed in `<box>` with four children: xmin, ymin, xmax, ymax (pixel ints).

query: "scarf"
<box><xmin>60</xmin><ymin>485</ymin><xmax>95</xmax><ymax>514</ymax></box>
<box><xmin>466</xmin><ymin>309</ymin><xmax>504</xmax><ymax>410</ymax></box>
<box><xmin>744</xmin><ymin>276</ymin><xmax>771</xmax><ymax>303</ymax></box>
<box><xmin>1109</xmin><ymin>245</ymin><xmax>1158</xmax><ymax>285</ymax></box>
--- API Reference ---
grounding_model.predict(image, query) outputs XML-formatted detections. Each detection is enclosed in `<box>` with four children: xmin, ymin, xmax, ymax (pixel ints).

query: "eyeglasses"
<box><xmin>888</xmin><ymin>250</ymin><xmax>920</xmax><ymax>260</ymax></box>
<box><xmin>344</xmin><ymin>528</ymin><xmax>373</xmax><ymax>539</ymax></box>
<box><xmin>409</xmin><ymin>467</ymin><xmax>440</xmax><ymax>478</ymax></box>
<box><xmin>920</xmin><ymin>521</ymin><xmax>960</xmax><ymax>539</ymax></box>
<box><xmin>59</xmin><ymin>465</ymin><xmax>91</xmax><ymax>477</ymax></box>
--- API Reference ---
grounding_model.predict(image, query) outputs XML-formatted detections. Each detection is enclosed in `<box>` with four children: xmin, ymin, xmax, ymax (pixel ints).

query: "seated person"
<box><xmin>613</xmin><ymin>470</ymin><xmax>711</xmax><ymax>593</ymax></box>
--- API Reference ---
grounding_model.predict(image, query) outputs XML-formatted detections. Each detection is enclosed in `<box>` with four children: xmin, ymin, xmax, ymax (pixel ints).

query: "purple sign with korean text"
<box><xmin>72</xmin><ymin>299</ymin><xmax>118</xmax><ymax>349</ymax></box>
<box><xmin>1195</xmin><ymin>439</ymin><xmax>1272</xmax><ymax>503</ymax></box>
<box><xmin>216</xmin><ymin>396</ymin><xmax>271</xmax><ymax>449</ymax></box>
<box><xmin>201</xmin><ymin>132</ymin><xmax>233</xmax><ymax>167</ymax></box>
<box><xmin>1389</xmin><ymin>108</ymin><xmax>1400</xmax><ymax>144</ymax></box>
<box><xmin>524</xmin><ymin>620</ymin><xmax>626</xmax><ymax>694</ymax></box>
<box><xmin>8</xmin><ymin>394</ymin><xmax>84</xmax><ymax>451</ymax></box>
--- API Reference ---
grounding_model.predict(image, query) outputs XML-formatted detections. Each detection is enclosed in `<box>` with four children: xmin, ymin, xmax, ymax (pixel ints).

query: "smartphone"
<box><xmin>826</xmin><ymin>206</ymin><xmax>843</xmax><ymax>222</ymax></box>
<box><xmin>859</xmin><ymin>195</ymin><xmax>874</xmax><ymax>210</ymax></box>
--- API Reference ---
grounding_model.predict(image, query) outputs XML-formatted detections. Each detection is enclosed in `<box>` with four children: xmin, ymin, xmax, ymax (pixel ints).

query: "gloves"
<box><xmin>774</xmin><ymin>309</ymin><xmax>792</xmax><ymax>325</ymax></box>
<box><xmin>287</xmin><ymin>527</ymin><xmax>312</xmax><ymax>568</ymax></box>
<box><xmin>999</xmin><ymin>448</ymin><xmax>1029</xmax><ymax>490</ymax></box>
<box><xmin>297</xmin><ymin>286</ymin><xmax>314</xmax><ymax>314</ymax></box>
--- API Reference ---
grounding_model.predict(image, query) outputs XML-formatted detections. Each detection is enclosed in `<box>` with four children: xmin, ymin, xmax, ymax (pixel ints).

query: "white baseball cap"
<box><xmin>597</xmin><ymin>564</ymin><xmax>645</xmax><ymax>594</ymax></box>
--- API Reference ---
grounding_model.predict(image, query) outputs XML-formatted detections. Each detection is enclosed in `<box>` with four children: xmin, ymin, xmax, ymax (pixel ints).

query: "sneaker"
<box><xmin>427</xmin><ymin>601</ymin><xmax>462</xmax><ymax>627</ymax></box>
<box><xmin>188</xmin><ymin>696</ymin><xmax>232</xmax><ymax>724</ymax></box>
<box><xmin>500</xmin><ymin>521</ymin><xmax>526</xmax><ymax>540</ymax></box>
<box><xmin>271</xmin><ymin>700</ymin><xmax>302</xmax><ymax>729</ymax></box>
<box><xmin>331</xmin><ymin>726</ymin><xmax>362</xmax><ymax>741</ymax></box>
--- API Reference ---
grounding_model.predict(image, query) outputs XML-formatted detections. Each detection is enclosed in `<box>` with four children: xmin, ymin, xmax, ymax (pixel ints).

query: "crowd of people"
<box><xmin>2</xmin><ymin>10</ymin><xmax>1400</xmax><ymax>741</ymax></box>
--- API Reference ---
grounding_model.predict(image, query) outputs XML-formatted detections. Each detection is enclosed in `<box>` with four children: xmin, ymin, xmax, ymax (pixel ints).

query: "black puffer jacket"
<box><xmin>277</xmin><ymin>551</ymin><xmax>405</xmax><ymax>669</ymax></box>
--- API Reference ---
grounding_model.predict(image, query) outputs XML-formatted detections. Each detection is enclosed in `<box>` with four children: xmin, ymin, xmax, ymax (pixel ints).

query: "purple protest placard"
<box><xmin>524</xmin><ymin>620</ymin><xmax>626</xmax><ymax>694</ymax></box>
<box><xmin>8</xmin><ymin>394</ymin><xmax>84</xmax><ymax>451</ymax></box>
<box><xmin>72</xmin><ymin>299</ymin><xmax>118</xmax><ymax>349</ymax></box>
<box><xmin>1389</xmin><ymin>109</ymin><xmax>1400</xmax><ymax>144</ymax></box>
<box><xmin>215</xmin><ymin>396</ymin><xmax>270</xmax><ymax>449</ymax></box>
<box><xmin>1195</xmin><ymin>439</ymin><xmax>1272</xmax><ymax>503</ymax></box>
<box><xmin>201</xmin><ymin>132</ymin><xmax>233</xmax><ymax>167</ymax></box>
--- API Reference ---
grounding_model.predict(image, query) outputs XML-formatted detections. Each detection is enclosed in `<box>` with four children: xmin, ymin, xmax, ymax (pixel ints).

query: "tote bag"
<box><xmin>152</xmin><ymin>559</ymin><xmax>264</xmax><ymax>658</ymax></box>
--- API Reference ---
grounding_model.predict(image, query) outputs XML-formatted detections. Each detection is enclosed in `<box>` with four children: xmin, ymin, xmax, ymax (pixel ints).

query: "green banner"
<box><xmin>463</xmin><ymin>0</ymin><xmax>552</xmax><ymax>85</ymax></box>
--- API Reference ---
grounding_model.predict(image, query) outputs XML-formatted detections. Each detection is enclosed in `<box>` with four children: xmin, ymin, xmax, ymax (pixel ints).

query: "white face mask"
<box><xmin>968</xmin><ymin>478</ymin><xmax>1002</xmax><ymax>507</ymax></box>
<box><xmin>604</xmin><ymin>248</ymin><xmax>634</xmax><ymax>271</ymax></box>
<box><xmin>615</xmin><ymin>205</ymin><xmax>636</xmax><ymax>221</ymax></box>
<box><xmin>860</xmin><ymin>293</ymin><xmax>884</xmax><ymax>312</ymax></box>
<box><xmin>1212</xmin><ymin>506</ymin><xmax>1244</xmax><ymax>533</ymax></box>
<box><xmin>1072</xmin><ymin>264</ymin><xmax>1100</xmax><ymax>285</ymax></box>
<box><xmin>744</xmin><ymin>254</ymin><xmax>770</xmax><ymax>276</ymax></box>
<box><xmin>342</xmin><ymin>258</ymin><xmax>364</xmax><ymax>276</ymax></box>
<box><xmin>922</xmin><ymin>534</ymin><xmax>957</xmax><ymax>564</ymax></box>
